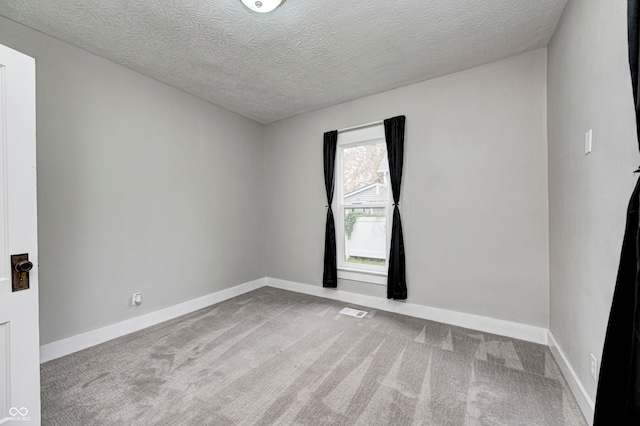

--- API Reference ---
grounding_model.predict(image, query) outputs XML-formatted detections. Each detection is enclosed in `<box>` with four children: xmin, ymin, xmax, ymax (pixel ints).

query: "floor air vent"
<box><xmin>339</xmin><ymin>307</ymin><xmax>368</xmax><ymax>318</ymax></box>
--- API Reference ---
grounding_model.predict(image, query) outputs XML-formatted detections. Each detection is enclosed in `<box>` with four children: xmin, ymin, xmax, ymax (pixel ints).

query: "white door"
<box><xmin>0</xmin><ymin>44</ymin><xmax>40</xmax><ymax>425</ymax></box>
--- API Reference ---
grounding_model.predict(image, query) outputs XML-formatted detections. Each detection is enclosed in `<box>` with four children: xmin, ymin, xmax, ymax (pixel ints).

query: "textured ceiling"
<box><xmin>0</xmin><ymin>0</ymin><xmax>568</xmax><ymax>124</ymax></box>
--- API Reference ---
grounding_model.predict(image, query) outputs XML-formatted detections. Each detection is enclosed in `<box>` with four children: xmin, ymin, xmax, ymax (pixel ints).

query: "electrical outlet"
<box><xmin>590</xmin><ymin>353</ymin><xmax>597</xmax><ymax>380</ymax></box>
<box><xmin>131</xmin><ymin>292</ymin><xmax>142</xmax><ymax>306</ymax></box>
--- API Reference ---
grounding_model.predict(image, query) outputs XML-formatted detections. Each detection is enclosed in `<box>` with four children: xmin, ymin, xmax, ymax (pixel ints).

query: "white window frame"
<box><xmin>334</xmin><ymin>123</ymin><xmax>392</xmax><ymax>285</ymax></box>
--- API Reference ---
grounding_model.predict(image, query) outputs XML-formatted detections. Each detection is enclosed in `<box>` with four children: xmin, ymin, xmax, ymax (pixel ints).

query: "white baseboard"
<box><xmin>41</xmin><ymin>275</ymin><xmax>548</xmax><ymax>358</ymax></box>
<box><xmin>265</xmin><ymin>277</ymin><xmax>548</xmax><ymax>345</ymax></box>
<box><xmin>41</xmin><ymin>274</ymin><xmax>591</xmax><ymax>424</ymax></box>
<box><xmin>39</xmin><ymin>278</ymin><xmax>266</xmax><ymax>363</ymax></box>
<box><xmin>547</xmin><ymin>331</ymin><xmax>594</xmax><ymax>425</ymax></box>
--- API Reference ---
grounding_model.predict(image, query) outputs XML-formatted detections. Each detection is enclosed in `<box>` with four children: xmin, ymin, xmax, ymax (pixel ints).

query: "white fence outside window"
<box><xmin>345</xmin><ymin>216</ymin><xmax>386</xmax><ymax>260</ymax></box>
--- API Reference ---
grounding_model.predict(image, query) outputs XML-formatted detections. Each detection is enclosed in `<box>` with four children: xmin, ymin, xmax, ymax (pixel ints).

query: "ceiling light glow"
<box><xmin>240</xmin><ymin>0</ymin><xmax>283</xmax><ymax>13</ymax></box>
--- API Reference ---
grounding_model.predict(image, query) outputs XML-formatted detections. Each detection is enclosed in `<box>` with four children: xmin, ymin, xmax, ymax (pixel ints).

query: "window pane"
<box><xmin>344</xmin><ymin>207</ymin><xmax>387</xmax><ymax>267</ymax></box>
<box><xmin>343</xmin><ymin>141</ymin><xmax>389</xmax><ymax>205</ymax></box>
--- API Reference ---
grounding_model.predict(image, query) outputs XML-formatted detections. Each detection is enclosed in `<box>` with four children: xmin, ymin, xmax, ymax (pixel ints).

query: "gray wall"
<box><xmin>265</xmin><ymin>49</ymin><xmax>550</xmax><ymax>327</ymax></box>
<box><xmin>0</xmin><ymin>17</ymin><xmax>265</xmax><ymax>345</ymax></box>
<box><xmin>547</xmin><ymin>1</ymin><xmax>637</xmax><ymax>401</ymax></box>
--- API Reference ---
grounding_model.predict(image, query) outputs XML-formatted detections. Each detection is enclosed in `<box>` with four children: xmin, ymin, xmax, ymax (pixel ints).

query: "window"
<box><xmin>335</xmin><ymin>124</ymin><xmax>391</xmax><ymax>285</ymax></box>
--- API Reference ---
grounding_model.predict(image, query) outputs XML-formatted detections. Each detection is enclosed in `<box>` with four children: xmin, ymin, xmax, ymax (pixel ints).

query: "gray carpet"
<box><xmin>41</xmin><ymin>287</ymin><xmax>587</xmax><ymax>425</ymax></box>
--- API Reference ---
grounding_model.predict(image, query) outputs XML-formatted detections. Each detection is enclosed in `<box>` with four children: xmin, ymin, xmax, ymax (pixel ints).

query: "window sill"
<box><xmin>337</xmin><ymin>268</ymin><xmax>387</xmax><ymax>286</ymax></box>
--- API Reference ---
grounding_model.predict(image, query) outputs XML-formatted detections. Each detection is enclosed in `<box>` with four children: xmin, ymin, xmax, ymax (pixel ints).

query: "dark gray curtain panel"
<box><xmin>384</xmin><ymin>116</ymin><xmax>407</xmax><ymax>300</ymax></box>
<box><xmin>593</xmin><ymin>1</ymin><xmax>640</xmax><ymax>423</ymax></box>
<box><xmin>323</xmin><ymin>130</ymin><xmax>338</xmax><ymax>288</ymax></box>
